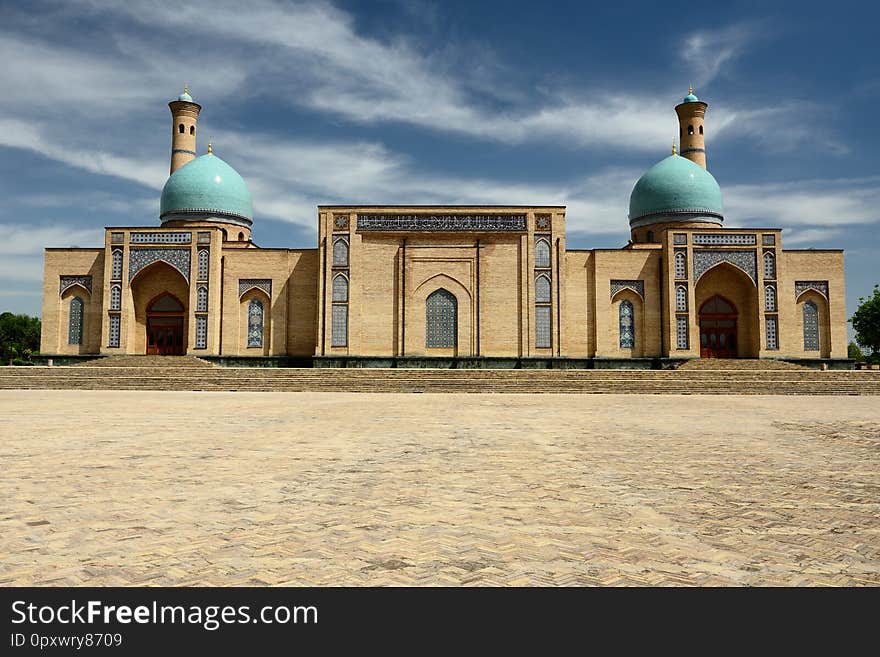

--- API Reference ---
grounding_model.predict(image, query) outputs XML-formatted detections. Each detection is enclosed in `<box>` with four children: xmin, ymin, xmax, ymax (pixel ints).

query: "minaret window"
<box><xmin>189</xmin><ymin>126</ymin><xmax>195</xmax><ymax>135</ymax></box>
<box><xmin>699</xmin><ymin>125</ymin><xmax>703</xmax><ymax>134</ymax></box>
<box><xmin>178</xmin><ymin>124</ymin><xmax>185</xmax><ymax>133</ymax></box>
<box><xmin>688</xmin><ymin>124</ymin><xmax>694</xmax><ymax>135</ymax></box>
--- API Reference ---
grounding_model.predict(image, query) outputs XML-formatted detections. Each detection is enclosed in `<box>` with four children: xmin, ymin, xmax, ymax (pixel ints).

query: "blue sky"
<box><xmin>1</xmin><ymin>0</ymin><xmax>878</xmax><ymax>334</ymax></box>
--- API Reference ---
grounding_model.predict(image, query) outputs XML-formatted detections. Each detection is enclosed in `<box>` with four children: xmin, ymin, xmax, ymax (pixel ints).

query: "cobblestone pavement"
<box><xmin>1</xmin><ymin>391</ymin><xmax>878</xmax><ymax>586</ymax></box>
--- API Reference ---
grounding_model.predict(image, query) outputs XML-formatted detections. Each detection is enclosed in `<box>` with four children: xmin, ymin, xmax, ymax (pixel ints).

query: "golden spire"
<box><xmin>672</xmin><ymin>139</ymin><xmax>677</xmax><ymax>155</ymax></box>
<box><xmin>207</xmin><ymin>141</ymin><xmax>213</xmax><ymax>154</ymax></box>
<box><xmin>689</xmin><ymin>83</ymin><xmax>694</xmax><ymax>95</ymax></box>
<box><xmin>184</xmin><ymin>83</ymin><xmax>189</xmax><ymax>94</ymax></box>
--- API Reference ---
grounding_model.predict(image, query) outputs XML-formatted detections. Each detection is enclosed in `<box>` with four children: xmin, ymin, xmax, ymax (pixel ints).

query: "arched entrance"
<box><xmin>699</xmin><ymin>295</ymin><xmax>738</xmax><ymax>358</ymax></box>
<box><xmin>146</xmin><ymin>293</ymin><xmax>185</xmax><ymax>355</ymax></box>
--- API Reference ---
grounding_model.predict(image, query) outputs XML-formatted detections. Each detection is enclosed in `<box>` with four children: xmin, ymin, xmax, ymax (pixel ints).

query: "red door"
<box><xmin>699</xmin><ymin>296</ymin><xmax>738</xmax><ymax>359</ymax></box>
<box><xmin>145</xmin><ymin>293</ymin><xmax>185</xmax><ymax>355</ymax></box>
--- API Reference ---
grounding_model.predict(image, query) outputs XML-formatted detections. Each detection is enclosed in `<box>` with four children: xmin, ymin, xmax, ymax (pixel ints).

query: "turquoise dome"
<box><xmin>160</xmin><ymin>153</ymin><xmax>253</xmax><ymax>227</ymax></box>
<box><xmin>178</xmin><ymin>91</ymin><xmax>193</xmax><ymax>102</ymax></box>
<box><xmin>683</xmin><ymin>92</ymin><xmax>699</xmax><ymax>103</ymax></box>
<box><xmin>628</xmin><ymin>154</ymin><xmax>723</xmax><ymax>228</ymax></box>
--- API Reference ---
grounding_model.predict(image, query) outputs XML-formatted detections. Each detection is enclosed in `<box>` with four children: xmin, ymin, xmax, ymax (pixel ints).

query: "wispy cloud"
<box><xmin>681</xmin><ymin>22</ymin><xmax>764</xmax><ymax>88</ymax></box>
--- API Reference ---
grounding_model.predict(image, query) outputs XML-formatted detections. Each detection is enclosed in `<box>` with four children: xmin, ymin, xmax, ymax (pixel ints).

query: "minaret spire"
<box><xmin>675</xmin><ymin>86</ymin><xmax>708</xmax><ymax>169</ymax></box>
<box><xmin>168</xmin><ymin>85</ymin><xmax>201</xmax><ymax>174</ymax></box>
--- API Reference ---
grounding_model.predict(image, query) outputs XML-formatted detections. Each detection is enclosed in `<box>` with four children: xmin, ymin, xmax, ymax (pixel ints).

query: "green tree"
<box><xmin>0</xmin><ymin>312</ymin><xmax>41</xmax><ymax>364</ymax></box>
<box><xmin>848</xmin><ymin>341</ymin><xmax>864</xmax><ymax>362</ymax></box>
<box><xmin>850</xmin><ymin>284</ymin><xmax>880</xmax><ymax>360</ymax></box>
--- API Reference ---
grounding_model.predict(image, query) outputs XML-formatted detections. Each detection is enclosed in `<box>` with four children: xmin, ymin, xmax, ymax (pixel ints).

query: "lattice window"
<box><xmin>331</xmin><ymin>304</ymin><xmax>348</xmax><ymax>347</ymax></box>
<box><xmin>674</xmin><ymin>251</ymin><xmax>687</xmax><ymax>279</ymax></box>
<box><xmin>197</xmin><ymin>285</ymin><xmax>208</xmax><ymax>312</ymax></box>
<box><xmin>247</xmin><ymin>299</ymin><xmax>263</xmax><ymax>348</ymax></box>
<box><xmin>111</xmin><ymin>249</ymin><xmax>123</xmax><ymax>280</ymax></box>
<box><xmin>110</xmin><ymin>285</ymin><xmax>121</xmax><ymax>311</ymax></box>
<box><xmin>108</xmin><ymin>314</ymin><xmax>120</xmax><ymax>348</ymax></box>
<box><xmin>535</xmin><ymin>305</ymin><xmax>552</xmax><ymax>349</ymax></box>
<box><xmin>763</xmin><ymin>251</ymin><xmax>776</xmax><ymax>279</ymax></box>
<box><xmin>764</xmin><ymin>285</ymin><xmax>776</xmax><ymax>312</ymax></box>
<box><xmin>130</xmin><ymin>232</ymin><xmax>191</xmax><ymax>244</ymax></box>
<box><xmin>426</xmin><ymin>289</ymin><xmax>457</xmax><ymax>348</ymax></box>
<box><xmin>803</xmin><ymin>301</ymin><xmax>819</xmax><ymax>351</ymax></box>
<box><xmin>676</xmin><ymin>315</ymin><xmax>688</xmax><ymax>349</ymax></box>
<box><xmin>619</xmin><ymin>300</ymin><xmax>634</xmax><ymax>349</ymax></box>
<box><xmin>68</xmin><ymin>296</ymin><xmax>84</xmax><ymax>345</ymax></box>
<box><xmin>333</xmin><ymin>238</ymin><xmax>349</xmax><ymax>267</ymax></box>
<box><xmin>766</xmin><ymin>316</ymin><xmax>778</xmax><ymax>350</ymax></box>
<box><xmin>197</xmin><ymin>249</ymin><xmax>209</xmax><ymax>280</ymax></box>
<box><xmin>535</xmin><ymin>275</ymin><xmax>551</xmax><ymax>303</ymax></box>
<box><xmin>535</xmin><ymin>238</ymin><xmax>551</xmax><ymax>268</ymax></box>
<box><xmin>332</xmin><ymin>274</ymin><xmax>349</xmax><ymax>302</ymax></box>
<box><xmin>195</xmin><ymin>315</ymin><xmax>207</xmax><ymax>349</ymax></box>
<box><xmin>676</xmin><ymin>285</ymin><xmax>688</xmax><ymax>312</ymax></box>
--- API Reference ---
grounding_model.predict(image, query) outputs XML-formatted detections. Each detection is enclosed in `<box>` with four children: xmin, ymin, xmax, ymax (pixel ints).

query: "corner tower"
<box><xmin>674</xmin><ymin>86</ymin><xmax>708</xmax><ymax>169</ymax></box>
<box><xmin>168</xmin><ymin>86</ymin><xmax>202</xmax><ymax>174</ymax></box>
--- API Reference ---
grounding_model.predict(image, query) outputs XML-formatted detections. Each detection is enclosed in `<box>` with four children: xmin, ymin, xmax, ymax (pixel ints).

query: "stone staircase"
<box><xmin>77</xmin><ymin>355</ymin><xmax>213</xmax><ymax>368</ymax></box>
<box><xmin>677</xmin><ymin>358</ymin><xmax>810</xmax><ymax>371</ymax></box>
<box><xmin>1</xmin><ymin>363</ymin><xmax>879</xmax><ymax>394</ymax></box>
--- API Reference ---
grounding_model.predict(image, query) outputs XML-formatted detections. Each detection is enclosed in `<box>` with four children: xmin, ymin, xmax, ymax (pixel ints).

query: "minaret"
<box><xmin>674</xmin><ymin>85</ymin><xmax>708</xmax><ymax>169</ymax></box>
<box><xmin>168</xmin><ymin>85</ymin><xmax>202</xmax><ymax>174</ymax></box>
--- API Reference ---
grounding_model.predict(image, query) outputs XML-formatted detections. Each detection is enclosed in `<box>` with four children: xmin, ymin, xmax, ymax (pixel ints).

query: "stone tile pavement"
<box><xmin>1</xmin><ymin>391</ymin><xmax>878</xmax><ymax>586</ymax></box>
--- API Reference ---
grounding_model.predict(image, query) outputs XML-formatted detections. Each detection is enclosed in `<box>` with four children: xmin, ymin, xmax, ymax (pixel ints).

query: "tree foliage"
<box><xmin>848</xmin><ymin>341</ymin><xmax>864</xmax><ymax>362</ymax></box>
<box><xmin>850</xmin><ymin>284</ymin><xmax>880</xmax><ymax>359</ymax></box>
<box><xmin>0</xmin><ymin>312</ymin><xmax>41</xmax><ymax>364</ymax></box>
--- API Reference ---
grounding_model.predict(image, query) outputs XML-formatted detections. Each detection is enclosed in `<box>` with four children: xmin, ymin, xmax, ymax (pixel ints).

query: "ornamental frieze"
<box><xmin>795</xmin><ymin>280</ymin><xmax>829</xmax><ymax>299</ymax></box>
<box><xmin>693</xmin><ymin>250</ymin><xmax>757</xmax><ymax>285</ymax></box>
<box><xmin>357</xmin><ymin>213</ymin><xmax>527</xmax><ymax>232</ymax></box>
<box><xmin>128</xmin><ymin>248</ymin><xmax>191</xmax><ymax>283</ymax></box>
<box><xmin>610</xmin><ymin>279</ymin><xmax>645</xmax><ymax>299</ymax></box>
<box><xmin>239</xmin><ymin>278</ymin><xmax>272</xmax><ymax>298</ymax></box>
<box><xmin>59</xmin><ymin>275</ymin><xmax>92</xmax><ymax>294</ymax></box>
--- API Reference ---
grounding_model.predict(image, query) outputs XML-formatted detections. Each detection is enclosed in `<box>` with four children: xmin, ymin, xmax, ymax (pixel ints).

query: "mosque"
<box><xmin>40</xmin><ymin>87</ymin><xmax>848</xmax><ymax>367</ymax></box>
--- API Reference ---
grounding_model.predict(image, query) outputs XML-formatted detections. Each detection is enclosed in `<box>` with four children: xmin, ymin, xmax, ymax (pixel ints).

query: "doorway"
<box><xmin>699</xmin><ymin>295</ymin><xmax>738</xmax><ymax>358</ymax></box>
<box><xmin>146</xmin><ymin>293</ymin><xmax>185</xmax><ymax>355</ymax></box>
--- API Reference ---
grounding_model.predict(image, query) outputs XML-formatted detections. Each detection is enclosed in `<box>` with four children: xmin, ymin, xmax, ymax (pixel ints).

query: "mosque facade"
<box><xmin>40</xmin><ymin>88</ymin><xmax>848</xmax><ymax>367</ymax></box>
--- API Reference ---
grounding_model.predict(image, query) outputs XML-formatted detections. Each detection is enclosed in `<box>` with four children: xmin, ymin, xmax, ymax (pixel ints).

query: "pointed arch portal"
<box><xmin>698</xmin><ymin>295</ymin><xmax>738</xmax><ymax>358</ymax></box>
<box><xmin>146</xmin><ymin>292</ymin><xmax>185</xmax><ymax>355</ymax></box>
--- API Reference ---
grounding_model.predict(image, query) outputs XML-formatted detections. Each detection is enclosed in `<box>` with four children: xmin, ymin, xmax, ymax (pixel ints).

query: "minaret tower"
<box><xmin>674</xmin><ymin>85</ymin><xmax>708</xmax><ymax>169</ymax></box>
<box><xmin>168</xmin><ymin>85</ymin><xmax>202</xmax><ymax>174</ymax></box>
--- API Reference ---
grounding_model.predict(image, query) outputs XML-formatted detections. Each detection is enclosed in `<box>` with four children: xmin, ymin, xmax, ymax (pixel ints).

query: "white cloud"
<box><xmin>0</xmin><ymin>224</ymin><xmax>102</xmax><ymax>256</ymax></box>
<box><xmin>681</xmin><ymin>23</ymin><xmax>763</xmax><ymax>88</ymax></box>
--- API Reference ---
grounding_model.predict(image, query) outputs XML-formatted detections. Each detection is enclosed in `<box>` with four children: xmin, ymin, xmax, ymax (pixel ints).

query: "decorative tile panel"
<box><xmin>111</xmin><ymin>249</ymin><xmax>123</xmax><ymax>281</ymax></box>
<box><xmin>693</xmin><ymin>233</ymin><xmax>756</xmax><ymax>246</ymax></box>
<box><xmin>673</xmin><ymin>233</ymin><xmax>687</xmax><ymax>245</ymax></box>
<box><xmin>130</xmin><ymin>232</ymin><xmax>191</xmax><ymax>244</ymax></box>
<box><xmin>111</xmin><ymin>232</ymin><xmax>124</xmax><ymax>244</ymax></box>
<box><xmin>108</xmin><ymin>314</ymin><xmax>120</xmax><ymax>348</ymax></box>
<box><xmin>128</xmin><ymin>248</ymin><xmax>191</xmax><ymax>282</ymax></box>
<box><xmin>197</xmin><ymin>232</ymin><xmax>211</xmax><ymax>244</ymax></box>
<box><xmin>247</xmin><ymin>299</ymin><xmax>263</xmax><ymax>348</ymax></box>
<box><xmin>766</xmin><ymin>315</ymin><xmax>778</xmax><ymax>350</ymax></box>
<box><xmin>535</xmin><ymin>305</ymin><xmax>552</xmax><ymax>349</ymax></box>
<box><xmin>762</xmin><ymin>234</ymin><xmax>777</xmax><ymax>246</ymax></box>
<box><xmin>795</xmin><ymin>280</ymin><xmax>828</xmax><ymax>299</ymax></box>
<box><xmin>238</xmin><ymin>279</ymin><xmax>272</xmax><ymax>298</ymax></box>
<box><xmin>357</xmin><ymin>213</ymin><xmax>527</xmax><ymax>232</ymax></box>
<box><xmin>535</xmin><ymin>274</ymin><xmax>552</xmax><ymax>303</ymax></box>
<box><xmin>693</xmin><ymin>250</ymin><xmax>757</xmax><ymax>284</ymax></box>
<box><xmin>535</xmin><ymin>214</ymin><xmax>551</xmax><ymax>230</ymax></box>
<box><xmin>68</xmin><ymin>296</ymin><xmax>84</xmax><ymax>345</ymax></box>
<box><xmin>610</xmin><ymin>279</ymin><xmax>644</xmax><ymax>299</ymax></box>
<box><xmin>426</xmin><ymin>289</ymin><xmax>458</xmax><ymax>348</ymax></box>
<box><xmin>197</xmin><ymin>249</ymin><xmax>209</xmax><ymax>281</ymax></box>
<box><xmin>333</xmin><ymin>214</ymin><xmax>350</xmax><ymax>231</ymax></box>
<box><xmin>619</xmin><ymin>300</ymin><xmax>634</xmax><ymax>349</ymax></box>
<box><xmin>195</xmin><ymin>315</ymin><xmax>207</xmax><ymax>349</ymax></box>
<box><xmin>676</xmin><ymin>315</ymin><xmax>689</xmax><ymax>349</ymax></box>
<box><xmin>331</xmin><ymin>304</ymin><xmax>348</xmax><ymax>347</ymax></box>
<box><xmin>110</xmin><ymin>285</ymin><xmax>121</xmax><ymax>311</ymax></box>
<box><xmin>60</xmin><ymin>275</ymin><xmax>92</xmax><ymax>294</ymax></box>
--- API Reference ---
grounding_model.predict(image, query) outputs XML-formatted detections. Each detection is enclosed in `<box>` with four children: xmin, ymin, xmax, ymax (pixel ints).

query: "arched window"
<box><xmin>764</xmin><ymin>285</ymin><xmax>776</xmax><ymax>312</ymax></box>
<box><xmin>332</xmin><ymin>274</ymin><xmax>349</xmax><ymax>302</ymax></box>
<box><xmin>178</xmin><ymin>124</ymin><xmax>185</xmax><ymax>134</ymax></box>
<box><xmin>111</xmin><ymin>249</ymin><xmax>123</xmax><ymax>280</ymax></box>
<box><xmin>247</xmin><ymin>299</ymin><xmax>264</xmax><ymax>348</ymax></box>
<box><xmin>197</xmin><ymin>285</ymin><xmax>208</xmax><ymax>312</ymax></box>
<box><xmin>333</xmin><ymin>238</ymin><xmax>349</xmax><ymax>267</ymax></box>
<box><xmin>535</xmin><ymin>275</ymin><xmax>551</xmax><ymax>303</ymax></box>
<box><xmin>110</xmin><ymin>285</ymin><xmax>121</xmax><ymax>311</ymax></box>
<box><xmin>426</xmin><ymin>289</ymin><xmax>457</xmax><ymax>348</ymax></box>
<box><xmin>646</xmin><ymin>230</ymin><xmax>654</xmax><ymax>242</ymax></box>
<box><xmin>676</xmin><ymin>285</ymin><xmax>687</xmax><ymax>312</ymax></box>
<box><xmin>197</xmin><ymin>249</ymin><xmax>209</xmax><ymax>280</ymax></box>
<box><xmin>189</xmin><ymin>126</ymin><xmax>195</xmax><ymax>135</ymax></box>
<box><xmin>238</xmin><ymin>232</ymin><xmax>245</xmax><ymax>241</ymax></box>
<box><xmin>803</xmin><ymin>301</ymin><xmax>819</xmax><ymax>351</ymax></box>
<box><xmin>619</xmin><ymin>299</ymin><xmax>634</xmax><ymax>349</ymax></box>
<box><xmin>688</xmin><ymin>124</ymin><xmax>694</xmax><ymax>135</ymax></box>
<box><xmin>674</xmin><ymin>251</ymin><xmax>687</xmax><ymax>279</ymax></box>
<box><xmin>68</xmin><ymin>296</ymin><xmax>84</xmax><ymax>345</ymax></box>
<box><xmin>699</xmin><ymin>125</ymin><xmax>703</xmax><ymax>135</ymax></box>
<box><xmin>535</xmin><ymin>239</ymin><xmax>551</xmax><ymax>268</ymax></box>
<box><xmin>763</xmin><ymin>251</ymin><xmax>775</xmax><ymax>279</ymax></box>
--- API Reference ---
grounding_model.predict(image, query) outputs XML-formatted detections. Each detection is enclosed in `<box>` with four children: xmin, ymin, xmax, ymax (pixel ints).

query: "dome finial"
<box><xmin>689</xmin><ymin>83</ymin><xmax>693</xmax><ymax>95</ymax></box>
<box><xmin>207</xmin><ymin>141</ymin><xmax>213</xmax><ymax>155</ymax></box>
<box><xmin>672</xmin><ymin>139</ymin><xmax>677</xmax><ymax>155</ymax></box>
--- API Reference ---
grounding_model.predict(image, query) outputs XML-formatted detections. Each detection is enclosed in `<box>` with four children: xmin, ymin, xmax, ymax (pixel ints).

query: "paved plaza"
<box><xmin>1</xmin><ymin>390</ymin><xmax>878</xmax><ymax>586</ymax></box>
